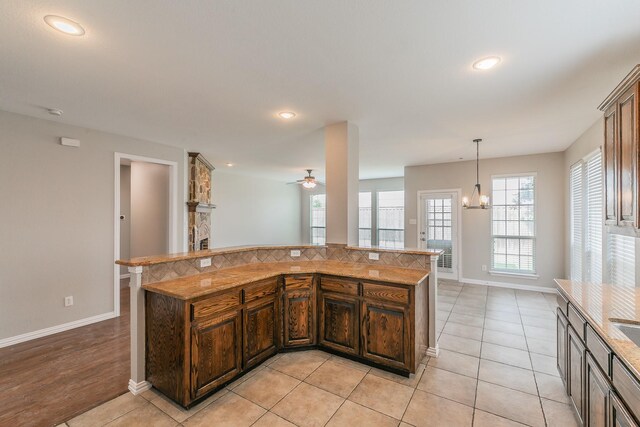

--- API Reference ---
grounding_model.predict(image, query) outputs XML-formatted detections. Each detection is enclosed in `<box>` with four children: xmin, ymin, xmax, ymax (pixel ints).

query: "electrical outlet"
<box><xmin>199</xmin><ymin>258</ymin><xmax>212</xmax><ymax>268</ymax></box>
<box><xmin>368</xmin><ymin>252</ymin><xmax>380</xmax><ymax>261</ymax></box>
<box><xmin>64</xmin><ymin>296</ymin><xmax>73</xmax><ymax>307</ymax></box>
<box><xmin>482</xmin><ymin>264</ymin><xmax>487</xmax><ymax>272</ymax></box>
<box><xmin>290</xmin><ymin>250</ymin><xmax>301</xmax><ymax>257</ymax></box>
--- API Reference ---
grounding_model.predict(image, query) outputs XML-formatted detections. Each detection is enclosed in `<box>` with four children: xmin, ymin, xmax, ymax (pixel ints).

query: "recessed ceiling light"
<box><xmin>472</xmin><ymin>56</ymin><xmax>501</xmax><ymax>70</ymax></box>
<box><xmin>226</xmin><ymin>163</ymin><xmax>234</xmax><ymax>167</ymax></box>
<box><xmin>278</xmin><ymin>111</ymin><xmax>296</xmax><ymax>119</ymax></box>
<box><xmin>44</xmin><ymin>15</ymin><xmax>85</xmax><ymax>36</ymax></box>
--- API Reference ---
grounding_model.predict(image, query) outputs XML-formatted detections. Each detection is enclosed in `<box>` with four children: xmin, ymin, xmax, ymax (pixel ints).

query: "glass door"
<box><xmin>419</xmin><ymin>192</ymin><xmax>459</xmax><ymax>280</ymax></box>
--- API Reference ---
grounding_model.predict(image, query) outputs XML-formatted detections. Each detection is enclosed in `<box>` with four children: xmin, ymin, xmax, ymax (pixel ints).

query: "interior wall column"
<box><xmin>325</xmin><ymin>121</ymin><xmax>359</xmax><ymax>246</ymax></box>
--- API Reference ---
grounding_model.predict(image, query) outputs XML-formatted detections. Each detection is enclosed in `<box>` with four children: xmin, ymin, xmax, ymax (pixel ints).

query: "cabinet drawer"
<box><xmin>285</xmin><ymin>275</ymin><xmax>313</xmax><ymax>290</ymax></box>
<box><xmin>568</xmin><ymin>304</ymin><xmax>586</xmax><ymax>341</ymax></box>
<box><xmin>586</xmin><ymin>325</ymin><xmax>611</xmax><ymax>378</ymax></box>
<box><xmin>557</xmin><ymin>292</ymin><xmax>569</xmax><ymax>316</ymax></box>
<box><xmin>244</xmin><ymin>278</ymin><xmax>278</xmax><ymax>304</ymax></box>
<box><xmin>363</xmin><ymin>282</ymin><xmax>409</xmax><ymax>305</ymax></box>
<box><xmin>613</xmin><ymin>356</ymin><xmax>640</xmax><ymax>420</ymax></box>
<box><xmin>320</xmin><ymin>277</ymin><xmax>358</xmax><ymax>296</ymax></box>
<box><xmin>192</xmin><ymin>291</ymin><xmax>241</xmax><ymax>321</ymax></box>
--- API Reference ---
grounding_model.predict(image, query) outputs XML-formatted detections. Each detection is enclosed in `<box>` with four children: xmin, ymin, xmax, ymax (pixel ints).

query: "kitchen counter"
<box><xmin>143</xmin><ymin>260</ymin><xmax>430</xmax><ymax>300</ymax></box>
<box><xmin>555</xmin><ymin>279</ymin><xmax>640</xmax><ymax>379</ymax></box>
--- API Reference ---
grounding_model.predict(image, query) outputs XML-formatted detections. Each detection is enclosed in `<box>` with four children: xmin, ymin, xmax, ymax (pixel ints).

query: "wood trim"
<box><xmin>599</xmin><ymin>65</ymin><xmax>640</xmax><ymax>111</ymax></box>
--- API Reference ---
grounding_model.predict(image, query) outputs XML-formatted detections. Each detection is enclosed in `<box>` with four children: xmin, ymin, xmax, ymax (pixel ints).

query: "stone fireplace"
<box><xmin>187</xmin><ymin>152</ymin><xmax>215</xmax><ymax>251</ymax></box>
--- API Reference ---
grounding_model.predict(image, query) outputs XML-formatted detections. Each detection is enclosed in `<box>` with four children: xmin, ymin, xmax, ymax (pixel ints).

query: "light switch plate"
<box><xmin>368</xmin><ymin>252</ymin><xmax>380</xmax><ymax>261</ymax></box>
<box><xmin>199</xmin><ymin>258</ymin><xmax>212</xmax><ymax>268</ymax></box>
<box><xmin>409</xmin><ymin>218</ymin><xmax>417</xmax><ymax>225</ymax></box>
<box><xmin>290</xmin><ymin>250</ymin><xmax>301</xmax><ymax>257</ymax></box>
<box><xmin>64</xmin><ymin>296</ymin><xmax>73</xmax><ymax>307</ymax></box>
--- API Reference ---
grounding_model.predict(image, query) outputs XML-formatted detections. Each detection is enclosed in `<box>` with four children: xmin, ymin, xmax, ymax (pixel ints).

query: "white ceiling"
<box><xmin>2</xmin><ymin>1</ymin><xmax>640</xmax><ymax>182</ymax></box>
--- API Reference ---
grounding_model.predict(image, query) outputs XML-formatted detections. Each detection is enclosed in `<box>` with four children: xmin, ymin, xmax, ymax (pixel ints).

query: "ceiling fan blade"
<box><xmin>286</xmin><ymin>181</ymin><xmax>303</xmax><ymax>185</ymax></box>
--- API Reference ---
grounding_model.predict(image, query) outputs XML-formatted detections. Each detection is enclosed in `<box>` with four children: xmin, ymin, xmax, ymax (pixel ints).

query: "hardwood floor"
<box><xmin>0</xmin><ymin>283</ymin><xmax>130</xmax><ymax>427</ymax></box>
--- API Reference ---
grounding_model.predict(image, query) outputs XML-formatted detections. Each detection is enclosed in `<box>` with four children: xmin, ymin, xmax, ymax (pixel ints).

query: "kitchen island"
<box><xmin>118</xmin><ymin>245</ymin><xmax>440</xmax><ymax>408</ymax></box>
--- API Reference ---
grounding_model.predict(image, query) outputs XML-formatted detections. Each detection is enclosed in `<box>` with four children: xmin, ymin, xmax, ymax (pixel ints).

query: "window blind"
<box><xmin>570</xmin><ymin>163</ymin><xmax>583</xmax><ymax>282</ymax></box>
<box><xmin>609</xmin><ymin>233</ymin><xmax>635</xmax><ymax>287</ymax></box>
<box><xmin>585</xmin><ymin>152</ymin><xmax>602</xmax><ymax>283</ymax></box>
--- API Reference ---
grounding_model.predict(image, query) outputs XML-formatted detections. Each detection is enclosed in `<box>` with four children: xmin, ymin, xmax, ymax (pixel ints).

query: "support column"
<box><xmin>427</xmin><ymin>255</ymin><xmax>440</xmax><ymax>357</ymax></box>
<box><xmin>128</xmin><ymin>266</ymin><xmax>151</xmax><ymax>394</ymax></box>
<box><xmin>325</xmin><ymin>122</ymin><xmax>359</xmax><ymax>246</ymax></box>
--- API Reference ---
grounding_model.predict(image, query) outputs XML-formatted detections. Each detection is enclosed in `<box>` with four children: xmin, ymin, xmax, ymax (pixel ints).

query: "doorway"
<box><xmin>114</xmin><ymin>153</ymin><xmax>178</xmax><ymax>316</ymax></box>
<box><xmin>418</xmin><ymin>190</ymin><xmax>461</xmax><ymax>281</ymax></box>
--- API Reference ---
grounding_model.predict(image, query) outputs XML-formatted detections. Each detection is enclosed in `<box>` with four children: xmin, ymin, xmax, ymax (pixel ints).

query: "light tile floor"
<box><xmin>62</xmin><ymin>281</ymin><xmax>579</xmax><ymax>427</ymax></box>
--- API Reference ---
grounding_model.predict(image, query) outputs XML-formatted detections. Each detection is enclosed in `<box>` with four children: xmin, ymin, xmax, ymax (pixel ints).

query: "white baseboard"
<box><xmin>128</xmin><ymin>379</ymin><xmax>152</xmax><ymax>395</ymax></box>
<box><xmin>426</xmin><ymin>345</ymin><xmax>440</xmax><ymax>357</ymax></box>
<box><xmin>0</xmin><ymin>311</ymin><xmax>117</xmax><ymax>348</ymax></box>
<box><xmin>460</xmin><ymin>277</ymin><xmax>558</xmax><ymax>294</ymax></box>
<box><xmin>120</xmin><ymin>273</ymin><xmax>131</xmax><ymax>279</ymax></box>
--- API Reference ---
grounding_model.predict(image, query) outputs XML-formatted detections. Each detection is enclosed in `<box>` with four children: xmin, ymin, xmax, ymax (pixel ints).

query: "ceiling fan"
<box><xmin>287</xmin><ymin>169</ymin><xmax>323</xmax><ymax>189</ymax></box>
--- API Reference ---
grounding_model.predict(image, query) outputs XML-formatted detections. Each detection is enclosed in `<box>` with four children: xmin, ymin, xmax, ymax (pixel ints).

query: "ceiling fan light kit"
<box><xmin>462</xmin><ymin>138</ymin><xmax>491</xmax><ymax>210</ymax></box>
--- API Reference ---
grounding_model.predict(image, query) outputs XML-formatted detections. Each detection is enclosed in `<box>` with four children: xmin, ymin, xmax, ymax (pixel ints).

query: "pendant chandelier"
<box><xmin>462</xmin><ymin>139</ymin><xmax>491</xmax><ymax>209</ymax></box>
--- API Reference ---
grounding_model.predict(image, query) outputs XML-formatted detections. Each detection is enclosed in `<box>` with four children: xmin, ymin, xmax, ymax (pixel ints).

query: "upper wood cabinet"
<box><xmin>599</xmin><ymin>65</ymin><xmax>640</xmax><ymax>231</ymax></box>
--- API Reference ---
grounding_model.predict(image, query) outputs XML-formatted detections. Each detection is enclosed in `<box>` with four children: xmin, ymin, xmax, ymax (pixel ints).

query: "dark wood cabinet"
<box><xmin>361</xmin><ymin>299</ymin><xmax>410</xmax><ymax>371</ymax></box>
<box><xmin>146</xmin><ymin>272</ymin><xmax>427</xmax><ymax>408</ymax></box>
<box><xmin>568</xmin><ymin>325</ymin><xmax>586</xmax><ymax>424</ymax></box>
<box><xmin>605</xmin><ymin>104</ymin><xmax>619</xmax><ymax>225</ymax></box>
<box><xmin>611</xmin><ymin>392</ymin><xmax>639</xmax><ymax>427</ymax></box>
<box><xmin>190</xmin><ymin>309</ymin><xmax>242</xmax><ymax>399</ymax></box>
<box><xmin>282</xmin><ymin>275</ymin><xmax>316</xmax><ymax>348</ymax></box>
<box><xmin>319</xmin><ymin>292</ymin><xmax>359</xmax><ymax>355</ymax></box>
<box><xmin>618</xmin><ymin>84</ymin><xmax>639</xmax><ymax>227</ymax></box>
<box><xmin>243</xmin><ymin>295</ymin><xmax>278</xmax><ymax>369</ymax></box>
<box><xmin>558</xmin><ymin>308</ymin><xmax>569</xmax><ymax>390</ymax></box>
<box><xmin>599</xmin><ymin>65</ymin><xmax>640</xmax><ymax>231</ymax></box>
<box><xmin>586</xmin><ymin>352</ymin><xmax>611</xmax><ymax>427</ymax></box>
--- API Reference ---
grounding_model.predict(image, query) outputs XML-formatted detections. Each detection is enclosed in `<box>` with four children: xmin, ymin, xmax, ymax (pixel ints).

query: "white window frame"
<box><xmin>359</xmin><ymin>191</ymin><xmax>373</xmax><ymax>247</ymax></box>
<box><xmin>376</xmin><ymin>190</ymin><xmax>405</xmax><ymax>249</ymax></box>
<box><xmin>310</xmin><ymin>194</ymin><xmax>326</xmax><ymax>246</ymax></box>
<box><xmin>490</xmin><ymin>172</ymin><xmax>538</xmax><ymax>278</ymax></box>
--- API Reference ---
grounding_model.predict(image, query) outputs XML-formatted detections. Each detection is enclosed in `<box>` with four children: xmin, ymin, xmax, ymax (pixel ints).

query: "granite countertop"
<box><xmin>143</xmin><ymin>260</ymin><xmax>430</xmax><ymax>300</ymax></box>
<box><xmin>555</xmin><ymin>279</ymin><xmax>640</xmax><ymax>379</ymax></box>
<box><xmin>117</xmin><ymin>245</ymin><xmax>443</xmax><ymax>267</ymax></box>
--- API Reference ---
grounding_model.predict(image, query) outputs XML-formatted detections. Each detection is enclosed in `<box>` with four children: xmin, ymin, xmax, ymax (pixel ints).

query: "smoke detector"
<box><xmin>47</xmin><ymin>108</ymin><xmax>63</xmax><ymax>116</ymax></box>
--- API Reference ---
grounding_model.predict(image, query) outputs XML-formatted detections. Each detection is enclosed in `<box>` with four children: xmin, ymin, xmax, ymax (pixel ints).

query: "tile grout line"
<box><xmin>471</xmin><ymin>282</ymin><xmax>490</xmax><ymax>426</ymax></box>
<box><xmin>516</xmin><ymin>290</ymin><xmax>550</xmax><ymax>427</ymax></box>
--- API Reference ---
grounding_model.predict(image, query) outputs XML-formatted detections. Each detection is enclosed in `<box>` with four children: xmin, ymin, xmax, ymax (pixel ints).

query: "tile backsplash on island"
<box><xmin>129</xmin><ymin>245</ymin><xmax>436</xmax><ymax>284</ymax></box>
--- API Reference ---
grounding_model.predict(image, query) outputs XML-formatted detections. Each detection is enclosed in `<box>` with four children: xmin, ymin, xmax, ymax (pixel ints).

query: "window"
<box><xmin>609</xmin><ymin>234</ymin><xmax>635</xmax><ymax>287</ymax></box>
<box><xmin>569</xmin><ymin>150</ymin><xmax>603</xmax><ymax>283</ymax></box>
<box><xmin>310</xmin><ymin>194</ymin><xmax>326</xmax><ymax>245</ymax></box>
<box><xmin>359</xmin><ymin>192</ymin><xmax>372</xmax><ymax>247</ymax></box>
<box><xmin>491</xmin><ymin>175</ymin><xmax>535</xmax><ymax>274</ymax></box>
<box><xmin>426</xmin><ymin>196</ymin><xmax>453</xmax><ymax>269</ymax></box>
<box><xmin>377</xmin><ymin>191</ymin><xmax>404</xmax><ymax>249</ymax></box>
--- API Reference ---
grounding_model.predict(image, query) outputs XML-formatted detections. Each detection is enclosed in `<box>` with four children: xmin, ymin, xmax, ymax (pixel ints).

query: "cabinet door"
<box><xmin>586</xmin><ymin>352</ymin><xmax>611</xmax><ymax>427</ymax></box>
<box><xmin>558</xmin><ymin>308</ymin><xmax>569</xmax><ymax>390</ymax></box>
<box><xmin>605</xmin><ymin>104</ymin><xmax>619</xmax><ymax>225</ymax></box>
<box><xmin>361</xmin><ymin>299</ymin><xmax>410</xmax><ymax>371</ymax></box>
<box><xmin>243</xmin><ymin>295</ymin><xmax>278</xmax><ymax>369</ymax></box>
<box><xmin>611</xmin><ymin>391</ymin><xmax>639</xmax><ymax>427</ymax></box>
<box><xmin>319</xmin><ymin>292</ymin><xmax>359</xmax><ymax>355</ymax></box>
<box><xmin>618</xmin><ymin>84</ymin><xmax>639</xmax><ymax>227</ymax></box>
<box><xmin>283</xmin><ymin>290</ymin><xmax>315</xmax><ymax>347</ymax></box>
<box><xmin>191</xmin><ymin>310</ymin><xmax>242</xmax><ymax>399</ymax></box>
<box><xmin>568</xmin><ymin>325</ymin><xmax>586</xmax><ymax>424</ymax></box>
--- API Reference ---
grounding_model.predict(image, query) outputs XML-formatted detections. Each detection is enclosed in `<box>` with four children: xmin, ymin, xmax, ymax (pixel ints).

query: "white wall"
<box><xmin>405</xmin><ymin>152</ymin><xmax>565</xmax><ymax>289</ymax></box>
<box><xmin>0</xmin><ymin>110</ymin><xmax>186</xmax><ymax>342</ymax></box>
<box><xmin>211</xmin><ymin>171</ymin><xmax>301</xmax><ymax>247</ymax></box>
<box><xmin>130</xmin><ymin>162</ymin><xmax>170</xmax><ymax>258</ymax></box>
<box><xmin>119</xmin><ymin>165</ymin><xmax>131</xmax><ymax>277</ymax></box>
